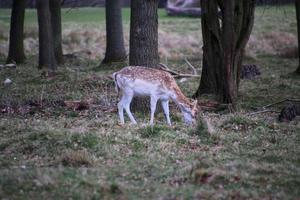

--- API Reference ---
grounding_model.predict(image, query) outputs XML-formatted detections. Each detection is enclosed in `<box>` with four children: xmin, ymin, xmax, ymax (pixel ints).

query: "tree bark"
<box><xmin>194</xmin><ymin>0</ymin><xmax>255</xmax><ymax>105</ymax></box>
<box><xmin>49</xmin><ymin>0</ymin><xmax>64</xmax><ymax>65</ymax></box>
<box><xmin>36</xmin><ymin>0</ymin><xmax>57</xmax><ymax>71</ymax></box>
<box><xmin>296</xmin><ymin>0</ymin><xmax>300</xmax><ymax>74</ymax></box>
<box><xmin>129</xmin><ymin>0</ymin><xmax>160</xmax><ymax>67</ymax></box>
<box><xmin>129</xmin><ymin>0</ymin><xmax>160</xmax><ymax>112</ymax></box>
<box><xmin>6</xmin><ymin>0</ymin><xmax>27</xmax><ymax>64</ymax></box>
<box><xmin>102</xmin><ymin>0</ymin><xmax>127</xmax><ymax>64</ymax></box>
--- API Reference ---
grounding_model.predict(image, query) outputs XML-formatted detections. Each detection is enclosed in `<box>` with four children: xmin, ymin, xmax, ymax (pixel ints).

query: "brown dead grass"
<box><xmin>0</xmin><ymin>24</ymin><xmax>297</xmax><ymax>61</ymax></box>
<box><xmin>246</xmin><ymin>31</ymin><xmax>297</xmax><ymax>59</ymax></box>
<box><xmin>61</xmin><ymin>149</ymin><xmax>96</xmax><ymax>167</ymax></box>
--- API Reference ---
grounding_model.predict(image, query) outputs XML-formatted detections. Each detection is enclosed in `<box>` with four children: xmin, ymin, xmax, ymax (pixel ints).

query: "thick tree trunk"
<box><xmin>296</xmin><ymin>0</ymin><xmax>300</xmax><ymax>74</ymax></box>
<box><xmin>129</xmin><ymin>0</ymin><xmax>160</xmax><ymax>112</ymax></box>
<box><xmin>194</xmin><ymin>0</ymin><xmax>255</xmax><ymax>105</ymax></box>
<box><xmin>102</xmin><ymin>0</ymin><xmax>127</xmax><ymax>64</ymax></box>
<box><xmin>36</xmin><ymin>0</ymin><xmax>57</xmax><ymax>71</ymax></box>
<box><xmin>49</xmin><ymin>0</ymin><xmax>64</xmax><ymax>65</ymax></box>
<box><xmin>6</xmin><ymin>0</ymin><xmax>27</xmax><ymax>64</ymax></box>
<box><xmin>129</xmin><ymin>0</ymin><xmax>159</xmax><ymax>67</ymax></box>
<box><xmin>194</xmin><ymin>0</ymin><xmax>220</xmax><ymax>96</ymax></box>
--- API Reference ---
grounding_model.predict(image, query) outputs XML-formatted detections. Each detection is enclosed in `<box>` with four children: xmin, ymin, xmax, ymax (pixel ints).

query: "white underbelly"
<box><xmin>130</xmin><ymin>79</ymin><xmax>171</xmax><ymax>100</ymax></box>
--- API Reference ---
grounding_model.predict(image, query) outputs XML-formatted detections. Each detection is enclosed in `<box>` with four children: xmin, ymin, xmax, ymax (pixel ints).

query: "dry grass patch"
<box><xmin>61</xmin><ymin>149</ymin><xmax>96</xmax><ymax>167</ymax></box>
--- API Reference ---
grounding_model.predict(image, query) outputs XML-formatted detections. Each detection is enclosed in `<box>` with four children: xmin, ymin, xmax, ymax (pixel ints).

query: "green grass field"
<box><xmin>0</xmin><ymin>7</ymin><xmax>174</xmax><ymax>25</ymax></box>
<box><xmin>0</xmin><ymin>6</ymin><xmax>300</xmax><ymax>200</ymax></box>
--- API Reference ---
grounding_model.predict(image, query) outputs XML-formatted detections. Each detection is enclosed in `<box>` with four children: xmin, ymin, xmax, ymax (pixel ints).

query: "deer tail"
<box><xmin>112</xmin><ymin>72</ymin><xmax>120</xmax><ymax>95</ymax></box>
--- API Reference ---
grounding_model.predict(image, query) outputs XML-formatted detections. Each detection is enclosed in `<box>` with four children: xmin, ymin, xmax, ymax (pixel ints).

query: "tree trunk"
<box><xmin>129</xmin><ymin>0</ymin><xmax>159</xmax><ymax>67</ymax></box>
<box><xmin>129</xmin><ymin>0</ymin><xmax>160</xmax><ymax>112</ymax></box>
<box><xmin>49</xmin><ymin>0</ymin><xmax>64</xmax><ymax>65</ymax></box>
<box><xmin>36</xmin><ymin>0</ymin><xmax>57</xmax><ymax>71</ymax></box>
<box><xmin>6</xmin><ymin>0</ymin><xmax>27</xmax><ymax>64</ymax></box>
<box><xmin>296</xmin><ymin>0</ymin><xmax>300</xmax><ymax>74</ymax></box>
<box><xmin>102</xmin><ymin>0</ymin><xmax>127</xmax><ymax>64</ymax></box>
<box><xmin>194</xmin><ymin>0</ymin><xmax>255</xmax><ymax>105</ymax></box>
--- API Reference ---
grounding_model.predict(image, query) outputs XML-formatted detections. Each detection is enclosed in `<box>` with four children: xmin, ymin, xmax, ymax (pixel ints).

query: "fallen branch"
<box><xmin>166</xmin><ymin>4</ymin><xmax>201</xmax><ymax>17</ymax></box>
<box><xmin>0</xmin><ymin>63</ymin><xmax>17</xmax><ymax>69</ymax></box>
<box><xmin>184</xmin><ymin>58</ymin><xmax>197</xmax><ymax>75</ymax></box>
<box><xmin>262</xmin><ymin>99</ymin><xmax>300</xmax><ymax>109</ymax></box>
<box><xmin>248</xmin><ymin>110</ymin><xmax>280</xmax><ymax>116</ymax></box>
<box><xmin>157</xmin><ymin>63</ymin><xmax>200</xmax><ymax>78</ymax></box>
<box><xmin>247</xmin><ymin>99</ymin><xmax>300</xmax><ymax>118</ymax></box>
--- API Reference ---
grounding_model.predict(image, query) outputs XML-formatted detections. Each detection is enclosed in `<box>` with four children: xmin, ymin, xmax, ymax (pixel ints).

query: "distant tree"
<box><xmin>129</xmin><ymin>0</ymin><xmax>159</xmax><ymax>67</ymax></box>
<box><xmin>194</xmin><ymin>0</ymin><xmax>256</xmax><ymax>105</ymax></box>
<box><xmin>49</xmin><ymin>0</ymin><xmax>64</xmax><ymax>65</ymax></box>
<box><xmin>102</xmin><ymin>0</ymin><xmax>127</xmax><ymax>64</ymax></box>
<box><xmin>6</xmin><ymin>0</ymin><xmax>27</xmax><ymax>64</ymax></box>
<box><xmin>36</xmin><ymin>0</ymin><xmax>57</xmax><ymax>71</ymax></box>
<box><xmin>296</xmin><ymin>0</ymin><xmax>300</xmax><ymax>74</ymax></box>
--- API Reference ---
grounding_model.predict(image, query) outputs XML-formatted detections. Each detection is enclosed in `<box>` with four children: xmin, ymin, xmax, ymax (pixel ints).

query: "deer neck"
<box><xmin>172</xmin><ymin>87</ymin><xmax>191</xmax><ymax>108</ymax></box>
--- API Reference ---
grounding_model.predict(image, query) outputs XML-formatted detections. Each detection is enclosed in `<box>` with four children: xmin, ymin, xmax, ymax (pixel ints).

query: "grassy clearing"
<box><xmin>0</xmin><ymin>5</ymin><xmax>300</xmax><ymax>200</ymax></box>
<box><xmin>1</xmin><ymin>6</ymin><xmax>296</xmax><ymax>60</ymax></box>
<box><xmin>0</xmin><ymin>7</ymin><xmax>187</xmax><ymax>25</ymax></box>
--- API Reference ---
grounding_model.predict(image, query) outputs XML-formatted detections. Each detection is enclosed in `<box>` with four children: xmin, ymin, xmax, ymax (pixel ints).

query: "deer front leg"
<box><xmin>150</xmin><ymin>96</ymin><xmax>158</xmax><ymax>125</ymax></box>
<box><xmin>123</xmin><ymin>91</ymin><xmax>137</xmax><ymax>124</ymax></box>
<box><xmin>161</xmin><ymin>100</ymin><xmax>171</xmax><ymax>126</ymax></box>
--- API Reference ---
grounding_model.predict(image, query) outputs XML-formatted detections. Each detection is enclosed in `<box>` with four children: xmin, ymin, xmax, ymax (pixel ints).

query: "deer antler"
<box><xmin>157</xmin><ymin>63</ymin><xmax>200</xmax><ymax>78</ymax></box>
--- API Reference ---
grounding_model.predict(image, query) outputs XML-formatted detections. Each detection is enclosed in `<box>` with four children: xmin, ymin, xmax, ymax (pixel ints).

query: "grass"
<box><xmin>0</xmin><ymin>5</ymin><xmax>300</xmax><ymax>200</ymax></box>
<box><xmin>0</xmin><ymin>7</ymin><xmax>177</xmax><ymax>25</ymax></box>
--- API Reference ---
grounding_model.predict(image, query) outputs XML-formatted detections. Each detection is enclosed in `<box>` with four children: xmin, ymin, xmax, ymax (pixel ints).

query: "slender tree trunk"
<box><xmin>296</xmin><ymin>0</ymin><xmax>300</xmax><ymax>74</ymax></box>
<box><xmin>129</xmin><ymin>0</ymin><xmax>159</xmax><ymax>67</ymax></box>
<box><xmin>6</xmin><ymin>0</ymin><xmax>27</xmax><ymax>64</ymax></box>
<box><xmin>194</xmin><ymin>0</ymin><xmax>255</xmax><ymax>105</ymax></box>
<box><xmin>102</xmin><ymin>0</ymin><xmax>127</xmax><ymax>64</ymax></box>
<box><xmin>49</xmin><ymin>0</ymin><xmax>64</xmax><ymax>65</ymax></box>
<box><xmin>36</xmin><ymin>0</ymin><xmax>57</xmax><ymax>71</ymax></box>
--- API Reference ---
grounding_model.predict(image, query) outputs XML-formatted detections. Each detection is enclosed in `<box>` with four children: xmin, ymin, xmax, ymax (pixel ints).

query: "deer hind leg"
<box><xmin>161</xmin><ymin>100</ymin><xmax>171</xmax><ymax>126</ymax></box>
<box><xmin>150</xmin><ymin>96</ymin><xmax>158</xmax><ymax>125</ymax></box>
<box><xmin>118</xmin><ymin>95</ymin><xmax>125</xmax><ymax>125</ymax></box>
<box><xmin>123</xmin><ymin>91</ymin><xmax>137</xmax><ymax>124</ymax></box>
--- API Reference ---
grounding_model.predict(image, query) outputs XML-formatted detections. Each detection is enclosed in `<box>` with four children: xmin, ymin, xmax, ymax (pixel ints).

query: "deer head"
<box><xmin>179</xmin><ymin>99</ymin><xmax>198</xmax><ymax>124</ymax></box>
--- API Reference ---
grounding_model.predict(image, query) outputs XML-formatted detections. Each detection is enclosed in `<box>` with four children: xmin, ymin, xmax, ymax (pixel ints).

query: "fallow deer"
<box><xmin>112</xmin><ymin>66</ymin><xmax>198</xmax><ymax>125</ymax></box>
